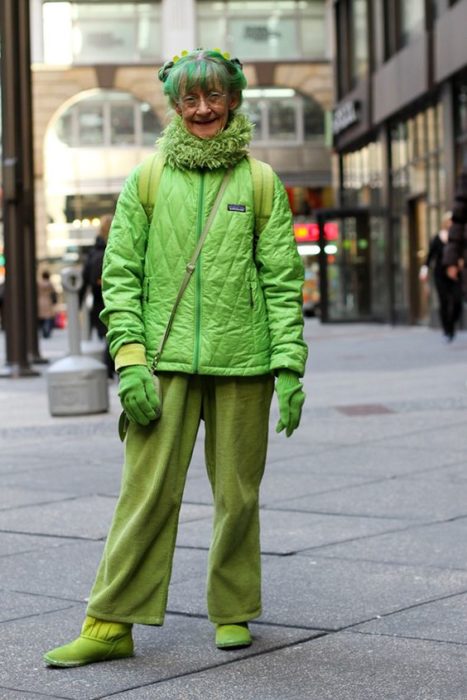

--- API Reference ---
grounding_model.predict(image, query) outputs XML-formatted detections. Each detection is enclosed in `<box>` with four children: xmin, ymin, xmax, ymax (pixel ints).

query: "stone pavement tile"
<box><xmin>270</xmin><ymin>443</ymin><xmax>466</xmax><ymax>478</ymax></box>
<box><xmin>0</xmin><ymin>541</ymin><xmax>104</xmax><ymax>601</ymax></box>
<box><xmin>0</xmin><ymin>486</ymin><xmax>76</xmax><ymax>511</ymax></box>
<box><xmin>178</xmin><ymin>502</ymin><xmax>213</xmax><ymax>523</ymax></box>
<box><xmin>375</xmin><ymin>421</ymin><xmax>467</xmax><ymax>454</ymax></box>
<box><xmin>354</xmin><ymin>591</ymin><xmax>467</xmax><ymax>645</ymax></box>
<box><xmin>0</xmin><ymin>589</ymin><xmax>74</xmax><ymax>624</ymax></box>
<box><xmin>0</xmin><ymin>691</ymin><xmax>68</xmax><ymax>700</ymax></box>
<box><xmin>0</xmin><ymin>436</ymin><xmax>123</xmax><ymax>476</ymax></box>
<box><xmin>305</xmin><ymin>518</ymin><xmax>467</xmax><ymax>570</ymax></box>
<box><xmin>269</xmin><ymin>473</ymin><xmax>467</xmax><ymax>521</ymax></box>
<box><xmin>0</xmin><ymin>495</ymin><xmax>117</xmax><ymax>539</ymax></box>
<box><xmin>0</xmin><ymin>607</ymin><xmax>317</xmax><ymax>700</ymax></box>
<box><xmin>177</xmin><ymin>509</ymin><xmax>413</xmax><ymax>555</ymax></box>
<box><xmin>1</xmin><ymin>541</ymin><xmax>205</xmax><ymax>601</ymax></box>
<box><xmin>168</xmin><ymin>552</ymin><xmax>467</xmax><ymax>629</ymax></box>
<box><xmin>182</xmin><ymin>468</ymin><xmax>374</xmax><ymax>507</ymax></box>
<box><xmin>416</xmin><ymin>461</ymin><xmax>467</xmax><ymax>485</ymax></box>
<box><xmin>0</xmin><ymin>496</ymin><xmax>209</xmax><ymax>540</ymax></box>
<box><xmin>0</xmin><ymin>532</ymin><xmax>68</xmax><ymax>558</ymax></box>
<box><xmin>286</xmin><ymin>410</ymin><xmax>467</xmax><ymax>447</ymax></box>
<box><xmin>1</xmin><ymin>463</ymin><xmax>124</xmax><ymax>498</ymax></box>
<box><xmin>107</xmin><ymin>631</ymin><xmax>467</xmax><ymax>700</ymax></box>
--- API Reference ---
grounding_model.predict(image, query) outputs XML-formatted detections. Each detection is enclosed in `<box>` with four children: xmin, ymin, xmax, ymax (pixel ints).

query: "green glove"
<box><xmin>118</xmin><ymin>365</ymin><xmax>161</xmax><ymax>426</ymax></box>
<box><xmin>275</xmin><ymin>369</ymin><xmax>305</xmax><ymax>438</ymax></box>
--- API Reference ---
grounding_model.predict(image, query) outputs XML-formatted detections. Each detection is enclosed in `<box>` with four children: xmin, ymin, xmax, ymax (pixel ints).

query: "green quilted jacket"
<box><xmin>101</xmin><ymin>117</ymin><xmax>307</xmax><ymax>377</ymax></box>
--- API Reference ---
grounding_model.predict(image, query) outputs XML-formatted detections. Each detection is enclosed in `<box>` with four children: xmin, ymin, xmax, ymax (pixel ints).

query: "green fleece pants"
<box><xmin>87</xmin><ymin>372</ymin><xmax>274</xmax><ymax>626</ymax></box>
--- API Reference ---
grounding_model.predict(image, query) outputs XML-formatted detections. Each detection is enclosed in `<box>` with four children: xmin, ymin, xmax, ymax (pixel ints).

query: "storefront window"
<box><xmin>390</xmin><ymin>103</ymin><xmax>445</xmax><ymax>322</ymax></box>
<box><xmin>341</xmin><ymin>139</ymin><xmax>383</xmax><ymax>208</ymax></box>
<box><xmin>197</xmin><ymin>1</ymin><xmax>326</xmax><ymax>61</ymax></box>
<box><xmin>454</xmin><ymin>76</ymin><xmax>467</xmax><ymax>171</ymax></box>
<box><xmin>42</xmin><ymin>1</ymin><xmax>162</xmax><ymax>65</ymax></box>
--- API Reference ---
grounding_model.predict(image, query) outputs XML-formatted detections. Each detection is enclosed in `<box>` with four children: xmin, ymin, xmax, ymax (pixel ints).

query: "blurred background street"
<box><xmin>1</xmin><ymin>320</ymin><xmax>467</xmax><ymax>699</ymax></box>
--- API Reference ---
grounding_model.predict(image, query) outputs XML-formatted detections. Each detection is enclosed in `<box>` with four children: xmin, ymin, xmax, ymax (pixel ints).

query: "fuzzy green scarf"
<box><xmin>156</xmin><ymin>113</ymin><xmax>253</xmax><ymax>170</ymax></box>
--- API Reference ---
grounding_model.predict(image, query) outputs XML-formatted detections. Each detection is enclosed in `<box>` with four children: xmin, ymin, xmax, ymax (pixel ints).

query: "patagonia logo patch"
<box><xmin>227</xmin><ymin>203</ymin><xmax>246</xmax><ymax>213</ymax></box>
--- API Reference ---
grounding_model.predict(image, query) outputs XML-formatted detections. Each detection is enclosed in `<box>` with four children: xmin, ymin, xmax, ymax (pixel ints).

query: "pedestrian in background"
<box><xmin>44</xmin><ymin>48</ymin><xmax>307</xmax><ymax>668</ymax></box>
<box><xmin>80</xmin><ymin>214</ymin><xmax>113</xmax><ymax>340</ymax></box>
<box><xmin>37</xmin><ymin>270</ymin><xmax>57</xmax><ymax>339</ymax></box>
<box><xmin>444</xmin><ymin>165</ymin><xmax>467</xmax><ymax>296</ymax></box>
<box><xmin>80</xmin><ymin>214</ymin><xmax>115</xmax><ymax>377</ymax></box>
<box><xmin>419</xmin><ymin>211</ymin><xmax>462</xmax><ymax>341</ymax></box>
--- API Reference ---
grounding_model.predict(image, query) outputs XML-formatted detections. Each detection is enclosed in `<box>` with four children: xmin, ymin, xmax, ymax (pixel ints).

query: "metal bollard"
<box><xmin>46</xmin><ymin>267</ymin><xmax>109</xmax><ymax>416</ymax></box>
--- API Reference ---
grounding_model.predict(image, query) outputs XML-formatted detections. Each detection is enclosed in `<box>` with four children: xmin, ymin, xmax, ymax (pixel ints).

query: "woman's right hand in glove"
<box><xmin>118</xmin><ymin>365</ymin><xmax>161</xmax><ymax>426</ymax></box>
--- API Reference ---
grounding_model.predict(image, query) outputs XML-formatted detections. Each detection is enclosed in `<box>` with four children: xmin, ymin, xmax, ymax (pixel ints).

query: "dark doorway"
<box><xmin>316</xmin><ymin>208</ymin><xmax>371</xmax><ymax>322</ymax></box>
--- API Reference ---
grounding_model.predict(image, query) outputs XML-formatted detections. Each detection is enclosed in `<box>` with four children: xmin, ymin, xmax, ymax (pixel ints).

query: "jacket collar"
<box><xmin>156</xmin><ymin>113</ymin><xmax>253</xmax><ymax>170</ymax></box>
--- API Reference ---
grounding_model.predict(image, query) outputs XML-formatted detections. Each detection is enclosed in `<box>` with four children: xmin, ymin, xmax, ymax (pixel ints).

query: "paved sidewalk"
<box><xmin>1</xmin><ymin>321</ymin><xmax>467</xmax><ymax>699</ymax></box>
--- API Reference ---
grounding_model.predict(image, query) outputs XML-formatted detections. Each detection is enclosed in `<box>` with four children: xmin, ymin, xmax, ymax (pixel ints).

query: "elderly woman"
<box><xmin>44</xmin><ymin>49</ymin><xmax>307</xmax><ymax>667</ymax></box>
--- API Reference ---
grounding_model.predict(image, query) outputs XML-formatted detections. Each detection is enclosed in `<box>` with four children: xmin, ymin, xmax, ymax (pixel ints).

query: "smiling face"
<box><xmin>175</xmin><ymin>87</ymin><xmax>239</xmax><ymax>139</ymax></box>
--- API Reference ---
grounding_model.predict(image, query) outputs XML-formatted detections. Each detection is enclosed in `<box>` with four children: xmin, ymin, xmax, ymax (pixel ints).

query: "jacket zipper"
<box><xmin>193</xmin><ymin>172</ymin><xmax>205</xmax><ymax>372</ymax></box>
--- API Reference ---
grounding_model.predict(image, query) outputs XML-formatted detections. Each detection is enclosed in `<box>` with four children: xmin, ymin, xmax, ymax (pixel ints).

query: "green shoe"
<box><xmin>215</xmin><ymin>622</ymin><xmax>252</xmax><ymax>649</ymax></box>
<box><xmin>44</xmin><ymin>616</ymin><xmax>134</xmax><ymax>668</ymax></box>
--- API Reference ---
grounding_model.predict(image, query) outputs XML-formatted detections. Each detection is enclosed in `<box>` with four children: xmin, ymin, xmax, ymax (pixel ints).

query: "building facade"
<box><xmin>28</xmin><ymin>0</ymin><xmax>333</xmax><ymax>263</ymax></box>
<box><xmin>329</xmin><ymin>0</ymin><xmax>467</xmax><ymax>324</ymax></box>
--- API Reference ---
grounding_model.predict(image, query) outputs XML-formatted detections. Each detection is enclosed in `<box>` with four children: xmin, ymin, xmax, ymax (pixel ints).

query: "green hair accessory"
<box><xmin>158</xmin><ymin>49</ymin><xmax>244</xmax><ymax>86</ymax></box>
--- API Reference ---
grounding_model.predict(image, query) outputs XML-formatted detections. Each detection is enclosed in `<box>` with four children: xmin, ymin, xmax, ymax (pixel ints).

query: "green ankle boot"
<box><xmin>44</xmin><ymin>616</ymin><xmax>134</xmax><ymax>668</ymax></box>
<box><xmin>215</xmin><ymin>622</ymin><xmax>252</xmax><ymax>649</ymax></box>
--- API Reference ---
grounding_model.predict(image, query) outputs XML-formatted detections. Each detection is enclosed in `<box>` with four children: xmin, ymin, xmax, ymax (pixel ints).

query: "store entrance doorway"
<box><xmin>315</xmin><ymin>208</ymin><xmax>371</xmax><ymax>322</ymax></box>
<box><xmin>408</xmin><ymin>196</ymin><xmax>429</xmax><ymax>324</ymax></box>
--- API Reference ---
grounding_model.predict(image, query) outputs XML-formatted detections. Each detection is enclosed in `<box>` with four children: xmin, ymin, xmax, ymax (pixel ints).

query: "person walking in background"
<box><xmin>44</xmin><ymin>48</ymin><xmax>307</xmax><ymax>668</ymax></box>
<box><xmin>419</xmin><ymin>212</ymin><xmax>462</xmax><ymax>341</ymax></box>
<box><xmin>80</xmin><ymin>214</ymin><xmax>115</xmax><ymax>377</ymax></box>
<box><xmin>37</xmin><ymin>270</ymin><xmax>57</xmax><ymax>339</ymax></box>
<box><xmin>444</xmin><ymin>165</ymin><xmax>467</xmax><ymax>298</ymax></box>
<box><xmin>80</xmin><ymin>214</ymin><xmax>113</xmax><ymax>340</ymax></box>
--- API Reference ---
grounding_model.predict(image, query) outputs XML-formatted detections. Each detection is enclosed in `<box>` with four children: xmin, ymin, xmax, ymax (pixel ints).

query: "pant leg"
<box><xmin>87</xmin><ymin>373</ymin><xmax>203</xmax><ymax>625</ymax></box>
<box><xmin>203</xmin><ymin>374</ymin><xmax>274</xmax><ymax>624</ymax></box>
<box><xmin>435</xmin><ymin>278</ymin><xmax>451</xmax><ymax>335</ymax></box>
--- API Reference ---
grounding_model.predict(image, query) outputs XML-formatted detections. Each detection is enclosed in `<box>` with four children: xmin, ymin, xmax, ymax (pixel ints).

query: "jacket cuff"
<box><xmin>115</xmin><ymin>343</ymin><xmax>147</xmax><ymax>371</ymax></box>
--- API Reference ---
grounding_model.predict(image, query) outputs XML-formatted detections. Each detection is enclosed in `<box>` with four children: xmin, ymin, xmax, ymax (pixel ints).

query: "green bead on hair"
<box><xmin>160</xmin><ymin>49</ymin><xmax>247</xmax><ymax>110</ymax></box>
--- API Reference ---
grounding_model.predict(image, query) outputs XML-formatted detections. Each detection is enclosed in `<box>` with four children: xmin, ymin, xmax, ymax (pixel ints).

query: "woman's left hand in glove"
<box><xmin>275</xmin><ymin>369</ymin><xmax>306</xmax><ymax>438</ymax></box>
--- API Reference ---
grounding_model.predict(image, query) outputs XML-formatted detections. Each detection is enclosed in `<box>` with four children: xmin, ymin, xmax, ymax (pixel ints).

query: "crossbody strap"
<box><xmin>150</xmin><ymin>168</ymin><xmax>233</xmax><ymax>373</ymax></box>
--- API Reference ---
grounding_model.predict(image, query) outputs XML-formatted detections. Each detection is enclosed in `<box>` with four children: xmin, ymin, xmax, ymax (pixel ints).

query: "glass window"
<box><xmin>457</xmin><ymin>82</ymin><xmax>467</xmax><ymax>136</ymax></box>
<box><xmin>56</xmin><ymin>112</ymin><xmax>74</xmax><ymax>146</ymax></box>
<box><xmin>400</xmin><ymin>0</ymin><xmax>425</xmax><ymax>46</ymax></box>
<box><xmin>268</xmin><ymin>99</ymin><xmax>297</xmax><ymax>140</ymax></box>
<box><xmin>110</xmin><ymin>104</ymin><xmax>135</xmax><ymax>145</ymax></box>
<box><xmin>197</xmin><ymin>0</ymin><xmax>326</xmax><ymax>61</ymax></box>
<box><xmin>141</xmin><ymin>104</ymin><xmax>161</xmax><ymax>146</ymax></box>
<box><xmin>242</xmin><ymin>87</ymin><xmax>324</xmax><ymax>145</ymax></box>
<box><xmin>351</xmin><ymin>0</ymin><xmax>369</xmax><ymax>83</ymax></box>
<box><xmin>78</xmin><ymin>104</ymin><xmax>104</xmax><ymax>146</ymax></box>
<box><xmin>304</xmin><ymin>100</ymin><xmax>325</xmax><ymax>140</ymax></box>
<box><xmin>230</xmin><ymin>16</ymin><xmax>297</xmax><ymax>60</ymax></box>
<box><xmin>42</xmin><ymin>2</ymin><xmax>161</xmax><ymax>65</ymax></box>
<box><xmin>242</xmin><ymin>100</ymin><xmax>263</xmax><ymax>142</ymax></box>
<box><xmin>54</xmin><ymin>90</ymin><xmax>161</xmax><ymax>148</ymax></box>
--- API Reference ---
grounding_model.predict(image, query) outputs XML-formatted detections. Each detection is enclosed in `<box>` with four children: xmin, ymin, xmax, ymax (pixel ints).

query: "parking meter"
<box><xmin>46</xmin><ymin>267</ymin><xmax>109</xmax><ymax>416</ymax></box>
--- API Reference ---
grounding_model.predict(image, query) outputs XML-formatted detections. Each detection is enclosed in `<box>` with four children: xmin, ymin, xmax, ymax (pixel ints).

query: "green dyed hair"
<box><xmin>159</xmin><ymin>49</ymin><xmax>247</xmax><ymax>109</ymax></box>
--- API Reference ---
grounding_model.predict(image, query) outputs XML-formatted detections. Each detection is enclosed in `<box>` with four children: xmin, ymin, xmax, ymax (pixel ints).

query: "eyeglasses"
<box><xmin>179</xmin><ymin>92</ymin><xmax>226</xmax><ymax>110</ymax></box>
